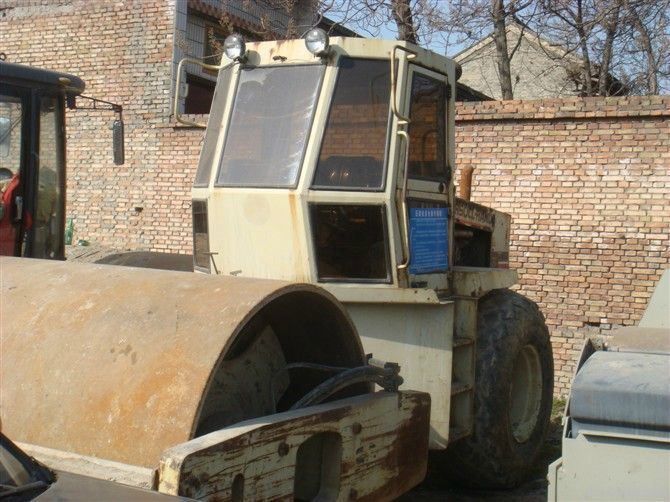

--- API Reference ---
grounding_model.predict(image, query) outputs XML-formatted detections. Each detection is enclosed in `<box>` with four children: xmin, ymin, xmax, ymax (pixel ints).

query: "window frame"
<box><xmin>28</xmin><ymin>93</ymin><xmax>66</xmax><ymax>260</ymax></box>
<box><xmin>202</xmin><ymin>21</ymin><xmax>228</xmax><ymax>73</ymax></box>
<box><xmin>406</xmin><ymin>71</ymin><xmax>449</xmax><ymax>184</ymax></box>
<box><xmin>193</xmin><ymin>63</ymin><xmax>234</xmax><ymax>187</ymax></box>
<box><xmin>311</xmin><ymin>57</ymin><xmax>393</xmax><ymax>193</ymax></box>
<box><xmin>309</xmin><ymin>202</ymin><xmax>393</xmax><ymax>284</ymax></box>
<box><xmin>0</xmin><ymin>88</ymin><xmax>29</xmax><ymax>257</ymax></box>
<box><xmin>192</xmin><ymin>199</ymin><xmax>211</xmax><ymax>273</ymax></box>
<box><xmin>214</xmin><ymin>63</ymin><xmax>326</xmax><ymax>189</ymax></box>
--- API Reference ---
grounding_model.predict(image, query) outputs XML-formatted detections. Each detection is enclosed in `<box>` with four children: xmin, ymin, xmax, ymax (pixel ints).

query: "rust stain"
<box><xmin>359</xmin><ymin>393</ymin><xmax>431</xmax><ymax>502</ymax></box>
<box><xmin>1</xmin><ymin>258</ymin><xmax>356</xmax><ymax>469</ymax></box>
<box><xmin>454</xmin><ymin>197</ymin><xmax>496</xmax><ymax>231</ymax></box>
<box><xmin>287</xmin><ymin>192</ymin><xmax>305</xmax><ymax>281</ymax></box>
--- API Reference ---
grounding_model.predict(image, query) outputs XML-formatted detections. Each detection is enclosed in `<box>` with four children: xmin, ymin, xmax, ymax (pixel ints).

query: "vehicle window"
<box><xmin>33</xmin><ymin>96</ymin><xmax>64</xmax><ymax>259</ymax></box>
<box><xmin>0</xmin><ymin>96</ymin><xmax>21</xmax><ymax>162</ymax></box>
<box><xmin>0</xmin><ymin>95</ymin><xmax>22</xmax><ymax>256</ymax></box>
<box><xmin>194</xmin><ymin>65</ymin><xmax>232</xmax><ymax>187</ymax></box>
<box><xmin>311</xmin><ymin>204</ymin><xmax>390</xmax><ymax>282</ymax></box>
<box><xmin>313</xmin><ymin>58</ymin><xmax>391</xmax><ymax>190</ymax></box>
<box><xmin>216</xmin><ymin>65</ymin><xmax>324</xmax><ymax>188</ymax></box>
<box><xmin>408</xmin><ymin>73</ymin><xmax>447</xmax><ymax>181</ymax></box>
<box><xmin>192</xmin><ymin>200</ymin><xmax>210</xmax><ymax>271</ymax></box>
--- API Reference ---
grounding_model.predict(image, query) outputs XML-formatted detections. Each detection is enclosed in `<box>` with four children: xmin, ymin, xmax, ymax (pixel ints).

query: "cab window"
<box><xmin>0</xmin><ymin>95</ymin><xmax>23</xmax><ymax>256</ymax></box>
<box><xmin>312</xmin><ymin>58</ymin><xmax>391</xmax><ymax>190</ymax></box>
<box><xmin>407</xmin><ymin>73</ymin><xmax>447</xmax><ymax>181</ymax></box>
<box><xmin>310</xmin><ymin>204</ymin><xmax>390</xmax><ymax>282</ymax></box>
<box><xmin>216</xmin><ymin>65</ymin><xmax>323</xmax><ymax>188</ymax></box>
<box><xmin>33</xmin><ymin>96</ymin><xmax>65</xmax><ymax>259</ymax></box>
<box><xmin>194</xmin><ymin>65</ymin><xmax>232</xmax><ymax>187</ymax></box>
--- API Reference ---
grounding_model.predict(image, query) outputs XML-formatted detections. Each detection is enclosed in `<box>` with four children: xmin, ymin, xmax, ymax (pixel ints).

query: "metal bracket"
<box><xmin>69</xmin><ymin>94</ymin><xmax>123</xmax><ymax>121</ymax></box>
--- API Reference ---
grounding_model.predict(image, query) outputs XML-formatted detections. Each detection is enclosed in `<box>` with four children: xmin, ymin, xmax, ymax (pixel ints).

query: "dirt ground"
<box><xmin>400</xmin><ymin>400</ymin><xmax>565</xmax><ymax>501</ymax></box>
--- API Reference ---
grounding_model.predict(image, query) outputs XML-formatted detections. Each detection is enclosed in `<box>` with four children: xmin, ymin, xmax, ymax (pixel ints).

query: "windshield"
<box><xmin>216</xmin><ymin>65</ymin><xmax>324</xmax><ymax>188</ymax></box>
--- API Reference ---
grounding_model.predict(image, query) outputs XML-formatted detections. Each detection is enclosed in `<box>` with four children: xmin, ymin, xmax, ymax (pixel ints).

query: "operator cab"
<box><xmin>189</xmin><ymin>34</ymin><xmax>510</xmax><ymax>295</ymax></box>
<box><xmin>0</xmin><ymin>62</ymin><xmax>84</xmax><ymax>259</ymax></box>
<box><xmin>190</xmin><ymin>34</ymin><xmax>462</xmax><ymax>293</ymax></box>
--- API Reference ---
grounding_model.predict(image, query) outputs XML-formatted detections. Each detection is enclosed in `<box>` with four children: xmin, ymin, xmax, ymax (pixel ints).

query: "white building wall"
<box><xmin>456</xmin><ymin>31</ymin><xmax>581</xmax><ymax>100</ymax></box>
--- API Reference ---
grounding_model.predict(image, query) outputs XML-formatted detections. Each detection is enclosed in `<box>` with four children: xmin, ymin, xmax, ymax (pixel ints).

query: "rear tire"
<box><xmin>446</xmin><ymin>288</ymin><xmax>554</xmax><ymax>488</ymax></box>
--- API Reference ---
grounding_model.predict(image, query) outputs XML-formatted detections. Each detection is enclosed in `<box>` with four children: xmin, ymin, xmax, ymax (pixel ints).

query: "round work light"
<box><xmin>304</xmin><ymin>28</ymin><xmax>330</xmax><ymax>56</ymax></box>
<box><xmin>223</xmin><ymin>34</ymin><xmax>246</xmax><ymax>61</ymax></box>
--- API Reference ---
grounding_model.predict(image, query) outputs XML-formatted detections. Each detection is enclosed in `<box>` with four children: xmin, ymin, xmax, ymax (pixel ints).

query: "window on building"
<box><xmin>180</xmin><ymin>10</ymin><xmax>259</xmax><ymax>115</ymax></box>
<box><xmin>203</xmin><ymin>23</ymin><xmax>228</xmax><ymax>69</ymax></box>
<box><xmin>184</xmin><ymin>74</ymin><xmax>215</xmax><ymax>115</ymax></box>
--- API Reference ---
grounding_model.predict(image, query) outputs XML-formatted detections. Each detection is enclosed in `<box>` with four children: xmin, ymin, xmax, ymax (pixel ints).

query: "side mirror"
<box><xmin>112</xmin><ymin>119</ymin><xmax>124</xmax><ymax>165</ymax></box>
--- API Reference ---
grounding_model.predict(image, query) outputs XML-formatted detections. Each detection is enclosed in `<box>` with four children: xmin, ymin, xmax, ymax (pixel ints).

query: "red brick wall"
<box><xmin>0</xmin><ymin>0</ymin><xmax>203</xmax><ymax>253</ymax></box>
<box><xmin>456</xmin><ymin>96</ymin><xmax>670</xmax><ymax>394</ymax></box>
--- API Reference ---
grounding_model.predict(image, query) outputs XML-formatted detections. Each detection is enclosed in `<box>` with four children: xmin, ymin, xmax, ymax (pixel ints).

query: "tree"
<box><xmin>597</xmin><ymin>0</ymin><xmax>621</xmax><ymax>96</ymax></box>
<box><xmin>535</xmin><ymin>0</ymin><xmax>669</xmax><ymax>95</ymax></box>
<box><xmin>618</xmin><ymin>0</ymin><xmax>668</xmax><ymax>94</ymax></box>
<box><xmin>492</xmin><ymin>0</ymin><xmax>514</xmax><ymax>99</ymax></box>
<box><xmin>537</xmin><ymin>0</ymin><xmax>602</xmax><ymax>96</ymax></box>
<box><xmin>390</xmin><ymin>0</ymin><xmax>419</xmax><ymax>44</ymax></box>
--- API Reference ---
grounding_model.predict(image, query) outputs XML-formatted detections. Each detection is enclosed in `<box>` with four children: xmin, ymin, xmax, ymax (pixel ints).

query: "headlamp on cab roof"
<box><xmin>223</xmin><ymin>34</ymin><xmax>246</xmax><ymax>61</ymax></box>
<box><xmin>304</xmin><ymin>28</ymin><xmax>330</xmax><ymax>57</ymax></box>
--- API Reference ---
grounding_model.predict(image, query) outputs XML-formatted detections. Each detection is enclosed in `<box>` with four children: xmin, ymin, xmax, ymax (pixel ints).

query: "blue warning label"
<box><xmin>409</xmin><ymin>207</ymin><xmax>448</xmax><ymax>275</ymax></box>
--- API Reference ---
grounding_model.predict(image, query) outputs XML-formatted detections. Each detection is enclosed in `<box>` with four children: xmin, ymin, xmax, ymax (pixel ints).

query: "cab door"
<box><xmin>0</xmin><ymin>87</ymin><xmax>29</xmax><ymax>256</ymax></box>
<box><xmin>396</xmin><ymin>64</ymin><xmax>453</xmax><ymax>290</ymax></box>
<box><xmin>0</xmin><ymin>88</ymin><xmax>66</xmax><ymax>259</ymax></box>
<box><xmin>29</xmin><ymin>93</ymin><xmax>67</xmax><ymax>259</ymax></box>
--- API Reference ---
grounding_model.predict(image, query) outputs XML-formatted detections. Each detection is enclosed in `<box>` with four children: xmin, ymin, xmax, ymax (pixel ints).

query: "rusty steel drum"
<box><xmin>0</xmin><ymin>257</ymin><xmax>365</xmax><ymax>468</ymax></box>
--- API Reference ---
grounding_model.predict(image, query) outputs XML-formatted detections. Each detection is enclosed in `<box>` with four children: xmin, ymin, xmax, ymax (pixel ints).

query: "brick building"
<box><xmin>1</xmin><ymin>1</ymin><xmax>668</xmax><ymax>394</ymax></box>
<box><xmin>0</xmin><ymin>0</ymin><xmax>312</xmax><ymax>251</ymax></box>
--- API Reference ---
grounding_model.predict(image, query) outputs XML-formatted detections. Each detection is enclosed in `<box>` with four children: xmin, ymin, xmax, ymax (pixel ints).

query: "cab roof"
<box><xmin>0</xmin><ymin>61</ymin><xmax>85</xmax><ymax>95</ymax></box>
<box><xmin>228</xmin><ymin>37</ymin><xmax>459</xmax><ymax>79</ymax></box>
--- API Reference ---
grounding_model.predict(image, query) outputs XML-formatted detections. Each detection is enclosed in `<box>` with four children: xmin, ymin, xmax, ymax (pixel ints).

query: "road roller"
<box><xmin>0</xmin><ymin>62</ymin><xmax>430</xmax><ymax>500</ymax></box>
<box><xmin>178</xmin><ymin>33</ymin><xmax>555</xmax><ymax>489</ymax></box>
<box><xmin>548</xmin><ymin>270</ymin><xmax>670</xmax><ymax>501</ymax></box>
<box><xmin>1</xmin><ymin>257</ymin><xmax>430</xmax><ymax>500</ymax></box>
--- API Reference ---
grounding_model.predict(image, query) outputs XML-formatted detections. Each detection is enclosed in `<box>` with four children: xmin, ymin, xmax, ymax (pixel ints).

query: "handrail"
<box><xmin>396</xmin><ymin>129</ymin><xmax>411</xmax><ymax>270</ymax></box>
<box><xmin>390</xmin><ymin>45</ymin><xmax>416</xmax><ymax>125</ymax></box>
<box><xmin>173</xmin><ymin>57</ymin><xmax>225</xmax><ymax>128</ymax></box>
<box><xmin>389</xmin><ymin>45</ymin><xmax>416</xmax><ymax>272</ymax></box>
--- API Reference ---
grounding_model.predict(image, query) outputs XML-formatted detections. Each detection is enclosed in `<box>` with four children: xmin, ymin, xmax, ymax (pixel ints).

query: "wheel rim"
<box><xmin>509</xmin><ymin>344</ymin><xmax>543</xmax><ymax>443</ymax></box>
